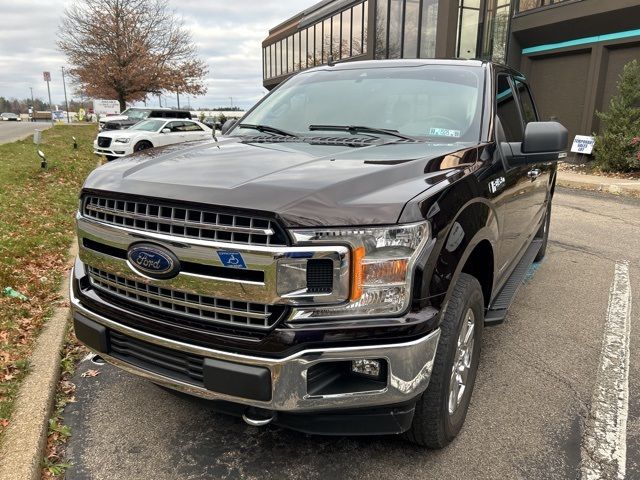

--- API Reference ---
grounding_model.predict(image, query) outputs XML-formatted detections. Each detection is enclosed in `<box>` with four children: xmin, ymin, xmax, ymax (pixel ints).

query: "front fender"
<box><xmin>412</xmin><ymin>182</ymin><xmax>499</xmax><ymax>318</ymax></box>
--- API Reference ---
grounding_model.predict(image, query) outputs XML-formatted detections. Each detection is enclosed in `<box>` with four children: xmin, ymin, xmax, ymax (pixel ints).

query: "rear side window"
<box><xmin>495</xmin><ymin>75</ymin><xmax>523</xmax><ymax>143</ymax></box>
<box><xmin>182</xmin><ymin>122</ymin><xmax>203</xmax><ymax>131</ymax></box>
<box><xmin>513</xmin><ymin>78</ymin><xmax>538</xmax><ymax>125</ymax></box>
<box><xmin>165</xmin><ymin>121</ymin><xmax>185</xmax><ymax>132</ymax></box>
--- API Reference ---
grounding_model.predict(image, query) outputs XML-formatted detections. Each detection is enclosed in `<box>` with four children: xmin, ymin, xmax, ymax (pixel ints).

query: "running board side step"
<box><xmin>485</xmin><ymin>238</ymin><xmax>543</xmax><ymax>326</ymax></box>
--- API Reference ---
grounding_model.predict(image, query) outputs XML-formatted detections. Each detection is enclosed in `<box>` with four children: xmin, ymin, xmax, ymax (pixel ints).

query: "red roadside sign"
<box><xmin>43</xmin><ymin>71</ymin><xmax>51</xmax><ymax>82</ymax></box>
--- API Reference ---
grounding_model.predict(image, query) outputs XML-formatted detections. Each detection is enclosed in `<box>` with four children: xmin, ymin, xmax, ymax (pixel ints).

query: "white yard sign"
<box><xmin>571</xmin><ymin>135</ymin><xmax>595</xmax><ymax>155</ymax></box>
<box><xmin>93</xmin><ymin>99</ymin><xmax>121</xmax><ymax>116</ymax></box>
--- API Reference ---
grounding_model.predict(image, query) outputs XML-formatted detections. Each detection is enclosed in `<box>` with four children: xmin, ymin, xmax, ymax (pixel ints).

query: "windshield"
<box><xmin>122</xmin><ymin>108</ymin><xmax>151</xmax><ymax>120</ymax></box>
<box><xmin>131</xmin><ymin>119</ymin><xmax>165</xmax><ymax>132</ymax></box>
<box><xmin>234</xmin><ymin>65</ymin><xmax>484</xmax><ymax>142</ymax></box>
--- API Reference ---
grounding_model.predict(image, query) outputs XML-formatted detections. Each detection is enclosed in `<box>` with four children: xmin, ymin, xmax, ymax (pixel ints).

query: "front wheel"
<box><xmin>133</xmin><ymin>140</ymin><xmax>153</xmax><ymax>153</ymax></box>
<box><xmin>405</xmin><ymin>273</ymin><xmax>484</xmax><ymax>448</ymax></box>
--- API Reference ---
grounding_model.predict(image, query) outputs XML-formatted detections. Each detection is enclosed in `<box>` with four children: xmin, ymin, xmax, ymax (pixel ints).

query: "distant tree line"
<box><xmin>0</xmin><ymin>97</ymin><xmax>90</xmax><ymax>113</ymax></box>
<box><xmin>202</xmin><ymin>107</ymin><xmax>243</xmax><ymax>112</ymax></box>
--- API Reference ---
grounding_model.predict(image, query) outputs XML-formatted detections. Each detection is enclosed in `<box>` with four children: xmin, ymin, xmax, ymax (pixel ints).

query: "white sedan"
<box><xmin>94</xmin><ymin>118</ymin><xmax>213</xmax><ymax>160</ymax></box>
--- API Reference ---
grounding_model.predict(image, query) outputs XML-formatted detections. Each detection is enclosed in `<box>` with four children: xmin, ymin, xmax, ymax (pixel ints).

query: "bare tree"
<box><xmin>58</xmin><ymin>0</ymin><xmax>208</xmax><ymax>111</ymax></box>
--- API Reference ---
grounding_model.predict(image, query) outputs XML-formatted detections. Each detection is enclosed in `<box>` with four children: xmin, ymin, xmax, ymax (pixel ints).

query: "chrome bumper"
<box><xmin>70</xmin><ymin>276</ymin><xmax>441</xmax><ymax>412</ymax></box>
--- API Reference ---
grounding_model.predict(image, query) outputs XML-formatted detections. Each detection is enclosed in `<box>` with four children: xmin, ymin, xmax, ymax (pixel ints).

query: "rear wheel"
<box><xmin>534</xmin><ymin>201</ymin><xmax>552</xmax><ymax>262</ymax></box>
<box><xmin>134</xmin><ymin>140</ymin><xmax>153</xmax><ymax>152</ymax></box>
<box><xmin>405</xmin><ymin>273</ymin><xmax>484</xmax><ymax>448</ymax></box>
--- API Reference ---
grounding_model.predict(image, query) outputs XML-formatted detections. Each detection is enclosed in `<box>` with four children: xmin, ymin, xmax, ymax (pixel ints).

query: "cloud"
<box><xmin>0</xmin><ymin>0</ymin><xmax>318</xmax><ymax>109</ymax></box>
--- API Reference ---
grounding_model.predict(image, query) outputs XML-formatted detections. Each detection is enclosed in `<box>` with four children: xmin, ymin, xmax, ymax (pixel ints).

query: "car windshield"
<box><xmin>131</xmin><ymin>119</ymin><xmax>165</xmax><ymax>132</ymax></box>
<box><xmin>122</xmin><ymin>108</ymin><xmax>151</xmax><ymax>120</ymax></box>
<box><xmin>233</xmin><ymin>65</ymin><xmax>484</xmax><ymax>142</ymax></box>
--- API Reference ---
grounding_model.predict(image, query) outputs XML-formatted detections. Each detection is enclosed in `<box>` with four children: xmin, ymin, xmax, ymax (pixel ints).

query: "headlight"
<box><xmin>114</xmin><ymin>137</ymin><xmax>130</xmax><ymax>144</ymax></box>
<box><xmin>289</xmin><ymin>221</ymin><xmax>430</xmax><ymax>320</ymax></box>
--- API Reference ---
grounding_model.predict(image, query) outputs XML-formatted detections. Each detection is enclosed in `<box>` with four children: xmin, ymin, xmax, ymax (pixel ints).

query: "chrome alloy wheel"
<box><xmin>448</xmin><ymin>308</ymin><xmax>476</xmax><ymax>415</ymax></box>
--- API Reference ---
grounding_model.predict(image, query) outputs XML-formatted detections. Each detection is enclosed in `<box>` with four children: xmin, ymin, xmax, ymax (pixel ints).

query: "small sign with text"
<box><xmin>571</xmin><ymin>135</ymin><xmax>595</xmax><ymax>155</ymax></box>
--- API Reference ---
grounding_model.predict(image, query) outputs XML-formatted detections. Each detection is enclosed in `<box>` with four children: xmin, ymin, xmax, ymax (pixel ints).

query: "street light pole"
<box><xmin>61</xmin><ymin>66</ymin><xmax>71</xmax><ymax>123</ymax></box>
<box><xmin>176</xmin><ymin>91</ymin><xmax>180</xmax><ymax>109</ymax></box>
<box><xmin>45</xmin><ymin>78</ymin><xmax>54</xmax><ymax>127</ymax></box>
<box><xmin>29</xmin><ymin>87</ymin><xmax>35</xmax><ymax>122</ymax></box>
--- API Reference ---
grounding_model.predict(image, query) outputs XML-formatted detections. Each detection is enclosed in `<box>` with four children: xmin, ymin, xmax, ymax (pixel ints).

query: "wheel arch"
<box><xmin>414</xmin><ymin>197</ymin><xmax>499</xmax><ymax>317</ymax></box>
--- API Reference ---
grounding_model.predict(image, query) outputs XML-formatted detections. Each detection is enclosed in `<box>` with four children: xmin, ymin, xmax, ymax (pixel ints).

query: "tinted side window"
<box><xmin>513</xmin><ymin>78</ymin><xmax>538</xmax><ymax>125</ymax></box>
<box><xmin>496</xmin><ymin>75</ymin><xmax>523</xmax><ymax>142</ymax></box>
<box><xmin>165</xmin><ymin>121</ymin><xmax>185</xmax><ymax>132</ymax></box>
<box><xmin>182</xmin><ymin>122</ymin><xmax>203</xmax><ymax>131</ymax></box>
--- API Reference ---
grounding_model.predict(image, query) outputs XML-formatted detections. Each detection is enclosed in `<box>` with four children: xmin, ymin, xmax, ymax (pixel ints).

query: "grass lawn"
<box><xmin>0</xmin><ymin>125</ymin><xmax>98</xmax><ymax>437</ymax></box>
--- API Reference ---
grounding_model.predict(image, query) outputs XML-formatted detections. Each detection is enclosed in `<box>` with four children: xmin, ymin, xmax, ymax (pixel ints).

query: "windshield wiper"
<box><xmin>308</xmin><ymin>124</ymin><xmax>419</xmax><ymax>142</ymax></box>
<box><xmin>238</xmin><ymin>123</ymin><xmax>298</xmax><ymax>138</ymax></box>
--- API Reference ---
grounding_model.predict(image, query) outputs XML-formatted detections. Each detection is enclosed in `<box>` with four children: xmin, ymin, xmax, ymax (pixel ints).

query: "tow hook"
<box><xmin>242</xmin><ymin>409</ymin><xmax>275</xmax><ymax>427</ymax></box>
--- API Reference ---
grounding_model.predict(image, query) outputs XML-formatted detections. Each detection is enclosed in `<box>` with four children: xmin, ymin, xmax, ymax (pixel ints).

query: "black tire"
<box><xmin>105</xmin><ymin>155</ymin><xmax>117</xmax><ymax>161</ymax></box>
<box><xmin>405</xmin><ymin>273</ymin><xmax>484</xmax><ymax>448</ymax></box>
<box><xmin>534</xmin><ymin>201</ymin><xmax>552</xmax><ymax>262</ymax></box>
<box><xmin>134</xmin><ymin>140</ymin><xmax>153</xmax><ymax>152</ymax></box>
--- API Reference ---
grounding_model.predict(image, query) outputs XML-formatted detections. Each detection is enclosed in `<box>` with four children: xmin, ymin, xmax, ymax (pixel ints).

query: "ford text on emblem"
<box><xmin>127</xmin><ymin>243</ymin><xmax>180</xmax><ymax>279</ymax></box>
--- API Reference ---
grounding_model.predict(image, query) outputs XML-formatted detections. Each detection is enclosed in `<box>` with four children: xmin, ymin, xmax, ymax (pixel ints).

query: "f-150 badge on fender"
<box><xmin>489</xmin><ymin>176</ymin><xmax>506</xmax><ymax>194</ymax></box>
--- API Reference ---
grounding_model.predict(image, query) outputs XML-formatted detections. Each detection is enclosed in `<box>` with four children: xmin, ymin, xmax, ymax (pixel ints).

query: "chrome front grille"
<box><xmin>88</xmin><ymin>267</ymin><xmax>280</xmax><ymax>330</ymax></box>
<box><xmin>82</xmin><ymin>195</ymin><xmax>287</xmax><ymax>246</ymax></box>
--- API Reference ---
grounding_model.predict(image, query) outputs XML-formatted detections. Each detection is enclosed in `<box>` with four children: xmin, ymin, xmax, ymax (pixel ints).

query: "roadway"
<box><xmin>0</xmin><ymin>121</ymin><xmax>50</xmax><ymax>145</ymax></box>
<box><xmin>62</xmin><ymin>188</ymin><xmax>640</xmax><ymax>480</ymax></box>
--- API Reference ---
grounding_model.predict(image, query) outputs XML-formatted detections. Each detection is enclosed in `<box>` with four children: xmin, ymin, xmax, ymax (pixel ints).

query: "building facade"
<box><xmin>263</xmin><ymin>0</ymin><xmax>640</xmax><ymax>140</ymax></box>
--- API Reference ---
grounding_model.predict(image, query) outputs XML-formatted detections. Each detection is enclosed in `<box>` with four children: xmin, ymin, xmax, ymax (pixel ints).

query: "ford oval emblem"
<box><xmin>127</xmin><ymin>243</ymin><xmax>180</xmax><ymax>279</ymax></box>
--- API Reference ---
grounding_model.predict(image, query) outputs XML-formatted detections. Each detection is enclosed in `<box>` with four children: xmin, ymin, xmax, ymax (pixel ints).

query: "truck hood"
<box><xmin>84</xmin><ymin>137</ymin><xmax>474</xmax><ymax>227</ymax></box>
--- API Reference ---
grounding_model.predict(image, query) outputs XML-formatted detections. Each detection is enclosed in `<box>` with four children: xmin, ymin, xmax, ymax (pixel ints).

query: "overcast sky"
<box><xmin>0</xmin><ymin>0</ymin><xmax>318</xmax><ymax>110</ymax></box>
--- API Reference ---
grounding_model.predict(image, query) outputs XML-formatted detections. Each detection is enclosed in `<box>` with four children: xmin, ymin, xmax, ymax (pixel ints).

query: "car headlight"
<box><xmin>289</xmin><ymin>221</ymin><xmax>430</xmax><ymax>320</ymax></box>
<box><xmin>114</xmin><ymin>137</ymin><xmax>131</xmax><ymax>144</ymax></box>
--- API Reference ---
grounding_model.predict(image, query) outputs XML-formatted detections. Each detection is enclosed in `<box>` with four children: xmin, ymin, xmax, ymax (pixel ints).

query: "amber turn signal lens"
<box><xmin>350</xmin><ymin>246</ymin><xmax>366</xmax><ymax>301</ymax></box>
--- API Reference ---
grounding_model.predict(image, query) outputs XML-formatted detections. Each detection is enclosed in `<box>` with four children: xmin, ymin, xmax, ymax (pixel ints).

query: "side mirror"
<box><xmin>161</xmin><ymin>128</ymin><xmax>171</xmax><ymax>134</ymax></box>
<box><xmin>522</xmin><ymin>121</ymin><xmax>568</xmax><ymax>154</ymax></box>
<box><xmin>220</xmin><ymin>119</ymin><xmax>237</xmax><ymax>135</ymax></box>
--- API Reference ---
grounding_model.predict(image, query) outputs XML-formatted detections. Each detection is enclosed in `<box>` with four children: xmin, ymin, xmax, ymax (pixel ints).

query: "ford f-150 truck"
<box><xmin>70</xmin><ymin>59</ymin><xmax>568</xmax><ymax>447</ymax></box>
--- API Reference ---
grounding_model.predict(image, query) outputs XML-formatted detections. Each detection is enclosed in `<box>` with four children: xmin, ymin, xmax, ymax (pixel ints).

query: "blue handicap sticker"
<box><xmin>217</xmin><ymin>251</ymin><xmax>247</xmax><ymax>269</ymax></box>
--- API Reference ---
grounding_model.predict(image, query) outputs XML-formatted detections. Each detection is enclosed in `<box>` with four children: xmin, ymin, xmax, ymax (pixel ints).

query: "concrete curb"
<box><xmin>557</xmin><ymin>174</ymin><xmax>640</xmax><ymax>198</ymax></box>
<box><xmin>0</xmin><ymin>241</ymin><xmax>77</xmax><ymax>480</ymax></box>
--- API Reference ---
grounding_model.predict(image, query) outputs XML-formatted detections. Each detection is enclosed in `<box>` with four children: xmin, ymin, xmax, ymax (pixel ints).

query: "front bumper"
<box><xmin>70</xmin><ymin>272</ymin><xmax>440</xmax><ymax>413</ymax></box>
<box><xmin>93</xmin><ymin>140</ymin><xmax>130</xmax><ymax>158</ymax></box>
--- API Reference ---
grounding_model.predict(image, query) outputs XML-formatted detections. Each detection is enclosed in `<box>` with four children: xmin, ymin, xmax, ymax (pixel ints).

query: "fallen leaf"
<box><xmin>80</xmin><ymin>369</ymin><xmax>100</xmax><ymax>378</ymax></box>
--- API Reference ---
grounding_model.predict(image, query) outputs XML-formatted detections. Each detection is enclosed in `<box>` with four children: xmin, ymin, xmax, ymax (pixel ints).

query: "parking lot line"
<box><xmin>582</xmin><ymin>261</ymin><xmax>632</xmax><ymax>480</ymax></box>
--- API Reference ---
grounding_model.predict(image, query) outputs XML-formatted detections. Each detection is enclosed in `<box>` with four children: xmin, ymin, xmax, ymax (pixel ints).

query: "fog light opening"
<box><xmin>351</xmin><ymin>359</ymin><xmax>382</xmax><ymax>379</ymax></box>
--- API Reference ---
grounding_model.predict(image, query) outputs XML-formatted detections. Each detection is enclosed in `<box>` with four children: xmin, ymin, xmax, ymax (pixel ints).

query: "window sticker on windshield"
<box><xmin>429</xmin><ymin>128</ymin><xmax>461</xmax><ymax>138</ymax></box>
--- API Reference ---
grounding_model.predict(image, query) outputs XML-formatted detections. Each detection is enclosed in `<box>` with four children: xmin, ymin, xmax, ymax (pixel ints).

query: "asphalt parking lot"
<box><xmin>62</xmin><ymin>187</ymin><xmax>640</xmax><ymax>480</ymax></box>
<box><xmin>0</xmin><ymin>121</ymin><xmax>50</xmax><ymax>144</ymax></box>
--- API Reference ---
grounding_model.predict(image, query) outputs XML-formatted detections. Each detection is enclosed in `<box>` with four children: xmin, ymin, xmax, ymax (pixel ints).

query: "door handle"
<box><xmin>527</xmin><ymin>169</ymin><xmax>541</xmax><ymax>179</ymax></box>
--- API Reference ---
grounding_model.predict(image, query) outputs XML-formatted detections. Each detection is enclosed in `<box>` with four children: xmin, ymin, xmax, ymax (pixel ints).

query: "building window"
<box><xmin>517</xmin><ymin>0</ymin><xmax>572</xmax><ymax>13</ymax></box>
<box><xmin>420</xmin><ymin>0</ymin><xmax>438</xmax><ymax>57</ymax></box>
<box><xmin>293</xmin><ymin>33</ymin><xmax>300</xmax><ymax>71</ymax></box>
<box><xmin>456</xmin><ymin>0</ymin><xmax>481</xmax><ymax>59</ymax></box>
<box><xmin>263</xmin><ymin>1</ymin><xmax>370</xmax><ymax>80</ymax></box>
<box><xmin>376</xmin><ymin>0</ymin><xmax>438</xmax><ymax>60</ymax></box>
<box><xmin>300</xmin><ymin>29</ymin><xmax>308</xmax><ymax>70</ymax></box>
<box><xmin>403</xmin><ymin>0</ymin><xmax>420</xmax><ymax>58</ymax></box>
<box><xmin>375</xmin><ymin>0</ymin><xmax>388</xmax><ymax>58</ymax></box>
<box><xmin>315</xmin><ymin>23</ymin><xmax>323</xmax><ymax>66</ymax></box>
<box><xmin>481</xmin><ymin>0</ymin><xmax>511</xmax><ymax>62</ymax></box>
<box><xmin>342</xmin><ymin>8</ymin><xmax>352</xmax><ymax>58</ymax></box>
<box><xmin>332</xmin><ymin>14</ymin><xmax>341</xmax><ymax>58</ymax></box>
<box><xmin>362</xmin><ymin>1</ymin><xmax>369</xmax><ymax>52</ymax></box>
<box><xmin>388</xmin><ymin>0</ymin><xmax>403</xmax><ymax>58</ymax></box>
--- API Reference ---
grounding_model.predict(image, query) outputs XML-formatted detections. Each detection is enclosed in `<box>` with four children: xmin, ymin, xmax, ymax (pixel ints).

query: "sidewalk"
<box><xmin>557</xmin><ymin>171</ymin><xmax>640</xmax><ymax>198</ymax></box>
